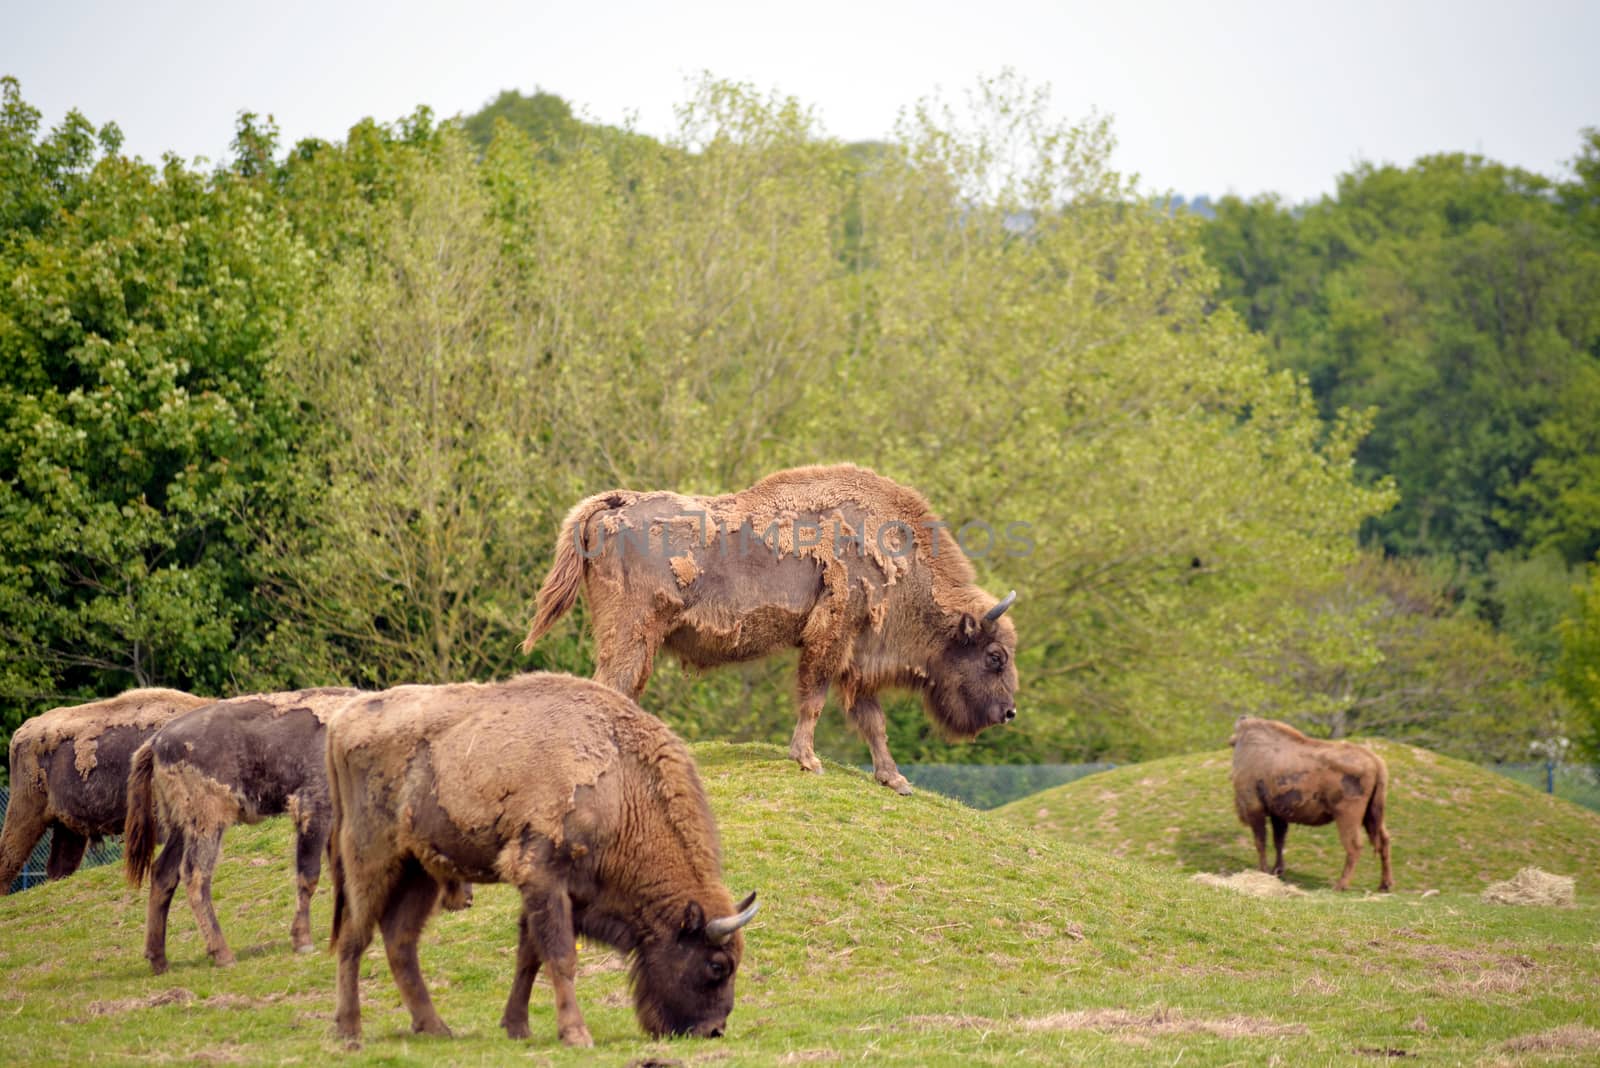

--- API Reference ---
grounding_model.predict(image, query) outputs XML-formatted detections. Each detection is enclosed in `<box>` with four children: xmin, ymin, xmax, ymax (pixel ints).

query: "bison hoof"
<box><xmin>212</xmin><ymin>951</ymin><xmax>237</xmax><ymax>968</ymax></box>
<box><xmin>790</xmin><ymin>750</ymin><xmax>824</xmax><ymax>774</ymax></box>
<box><xmin>147</xmin><ymin>957</ymin><xmax>168</xmax><ymax>976</ymax></box>
<box><xmin>559</xmin><ymin>1025</ymin><xmax>594</xmax><ymax>1047</ymax></box>
<box><xmin>878</xmin><ymin>773</ymin><xmax>913</xmax><ymax>795</ymax></box>
<box><xmin>502</xmin><ymin>1018</ymin><xmax>531</xmax><ymax>1040</ymax></box>
<box><xmin>294</xmin><ymin>941</ymin><xmax>316</xmax><ymax>954</ymax></box>
<box><xmin>412</xmin><ymin>1018</ymin><xmax>452</xmax><ymax>1037</ymax></box>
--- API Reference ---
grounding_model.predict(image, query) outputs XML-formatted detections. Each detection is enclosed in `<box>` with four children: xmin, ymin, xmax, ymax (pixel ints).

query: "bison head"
<box><xmin>631</xmin><ymin>892</ymin><xmax>758</xmax><ymax>1039</ymax></box>
<box><xmin>922</xmin><ymin>590</ymin><xmax>1019</xmax><ymax>739</ymax></box>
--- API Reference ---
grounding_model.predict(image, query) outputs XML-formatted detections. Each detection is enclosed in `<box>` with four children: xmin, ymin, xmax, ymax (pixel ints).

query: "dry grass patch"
<box><xmin>84</xmin><ymin>987</ymin><xmax>194</xmax><ymax>1016</ymax></box>
<box><xmin>1500</xmin><ymin>1024</ymin><xmax>1600</xmax><ymax>1053</ymax></box>
<box><xmin>1192</xmin><ymin>871</ymin><xmax>1308</xmax><ymax>898</ymax></box>
<box><xmin>1482</xmin><ymin>867</ymin><xmax>1577</xmax><ymax>907</ymax></box>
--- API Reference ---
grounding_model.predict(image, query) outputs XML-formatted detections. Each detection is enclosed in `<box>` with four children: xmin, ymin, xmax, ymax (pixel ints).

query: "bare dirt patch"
<box><xmin>1500</xmin><ymin>1024</ymin><xmax>1600</xmax><ymax>1053</ymax></box>
<box><xmin>85</xmin><ymin>988</ymin><xmax>194</xmax><ymax>1016</ymax></box>
<box><xmin>904</xmin><ymin>1007</ymin><xmax>1306</xmax><ymax>1039</ymax></box>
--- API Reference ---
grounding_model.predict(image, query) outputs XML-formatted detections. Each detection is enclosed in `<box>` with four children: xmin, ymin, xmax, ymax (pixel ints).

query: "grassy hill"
<box><xmin>0</xmin><ymin>743</ymin><xmax>1596</xmax><ymax>1065</ymax></box>
<box><xmin>996</xmin><ymin>741</ymin><xmax>1600</xmax><ymax>895</ymax></box>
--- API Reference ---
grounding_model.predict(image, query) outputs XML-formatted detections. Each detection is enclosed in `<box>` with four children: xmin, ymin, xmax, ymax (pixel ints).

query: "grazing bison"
<box><xmin>1</xmin><ymin>689</ymin><xmax>211</xmax><ymax>893</ymax></box>
<box><xmin>124</xmin><ymin>688</ymin><xmax>365</xmax><ymax>973</ymax></box>
<box><xmin>327</xmin><ymin>673</ymin><xmax>758</xmax><ymax>1046</ymax></box>
<box><xmin>521</xmin><ymin>463</ymin><xmax>1019</xmax><ymax>794</ymax></box>
<box><xmin>1229</xmin><ymin>716</ymin><xmax>1393</xmax><ymax>892</ymax></box>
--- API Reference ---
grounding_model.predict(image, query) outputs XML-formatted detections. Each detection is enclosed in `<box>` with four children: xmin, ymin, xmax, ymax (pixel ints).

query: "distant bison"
<box><xmin>1229</xmin><ymin>716</ymin><xmax>1393</xmax><ymax>891</ymax></box>
<box><xmin>521</xmin><ymin>463</ymin><xmax>1018</xmax><ymax>794</ymax></box>
<box><xmin>124</xmin><ymin>688</ymin><xmax>366</xmax><ymax>973</ymax></box>
<box><xmin>1</xmin><ymin>689</ymin><xmax>210</xmax><ymax>893</ymax></box>
<box><xmin>326</xmin><ymin>673</ymin><xmax>758</xmax><ymax>1046</ymax></box>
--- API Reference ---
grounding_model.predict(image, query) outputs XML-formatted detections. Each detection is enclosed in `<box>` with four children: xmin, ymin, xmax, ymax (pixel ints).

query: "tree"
<box><xmin>0</xmin><ymin>80</ymin><xmax>311</xmax><ymax>735</ymax></box>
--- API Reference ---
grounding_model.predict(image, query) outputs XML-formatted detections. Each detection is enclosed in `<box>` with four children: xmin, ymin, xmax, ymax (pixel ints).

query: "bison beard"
<box><xmin>520</xmin><ymin>464</ymin><xmax>1020</xmax><ymax>794</ymax></box>
<box><xmin>1229</xmin><ymin>716</ymin><xmax>1394</xmax><ymax>892</ymax></box>
<box><xmin>325</xmin><ymin>673</ymin><xmax>758</xmax><ymax>1047</ymax></box>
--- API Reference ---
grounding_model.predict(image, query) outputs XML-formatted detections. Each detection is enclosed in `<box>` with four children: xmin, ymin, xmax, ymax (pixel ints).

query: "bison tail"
<box><xmin>1364</xmin><ymin>753</ymin><xmax>1389</xmax><ymax>835</ymax></box>
<box><xmin>123</xmin><ymin>742</ymin><xmax>160</xmax><ymax>888</ymax></box>
<box><xmin>327</xmin><ymin>743</ymin><xmax>347</xmax><ymax>953</ymax></box>
<box><xmin>520</xmin><ymin>492</ymin><xmax>629</xmax><ymax>654</ymax></box>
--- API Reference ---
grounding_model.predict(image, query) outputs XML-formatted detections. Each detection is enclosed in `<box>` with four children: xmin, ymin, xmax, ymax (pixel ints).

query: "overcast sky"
<box><xmin>4</xmin><ymin>0</ymin><xmax>1595</xmax><ymax>204</ymax></box>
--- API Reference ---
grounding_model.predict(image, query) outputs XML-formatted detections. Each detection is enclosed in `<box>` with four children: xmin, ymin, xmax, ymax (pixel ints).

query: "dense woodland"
<box><xmin>2</xmin><ymin>75</ymin><xmax>1597</xmax><ymax>768</ymax></box>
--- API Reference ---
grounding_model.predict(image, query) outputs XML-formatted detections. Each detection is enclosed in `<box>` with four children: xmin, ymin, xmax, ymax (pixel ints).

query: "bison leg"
<box><xmin>1365</xmin><ymin>808</ymin><xmax>1393</xmax><ymax>893</ymax></box>
<box><xmin>787</xmin><ymin>659</ymin><xmax>830</xmax><ymax>775</ymax></box>
<box><xmin>500</xmin><ymin>909</ymin><xmax>543</xmax><ymax>1039</ymax></box>
<box><xmin>848</xmin><ymin>695</ymin><xmax>911</xmax><ymax>795</ymax></box>
<box><xmin>1269</xmin><ymin>814</ymin><xmax>1289</xmax><ymax>878</ymax></box>
<box><xmin>1332</xmin><ymin>809</ymin><xmax>1363</xmax><ymax>892</ymax></box>
<box><xmin>1241</xmin><ymin>808</ymin><xmax>1268</xmax><ymax>873</ymax></box>
<box><xmin>0</xmin><ymin>779</ymin><xmax>50</xmax><ymax>893</ymax></box>
<box><xmin>290</xmin><ymin>806</ymin><xmax>329</xmax><ymax>954</ymax></box>
<box><xmin>180</xmin><ymin>827</ymin><xmax>235</xmax><ymax>967</ymax></box>
<box><xmin>593</xmin><ymin>639</ymin><xmax>658</xmax><ymax>701</ymax></box>
<box><xmin>144</xmin><ymin>827</ymin><xmax>187</xmax><ymax>974</ymax></box>
<box><xmin>333</xmin><ymin>863</ymin><xmax>386</xmax><ymax>1045</ymax></box>
<box><xmin>45</xmin><ymin>826</ymin><xmax>88</xmax><ymax>881</ymax></box>
<box><xmin>379</xmin><ymin>861</ymin><xmax>450</xmax><ymax>1037</ymax></box>
<box><xmin>522</xmin><ymin>884</ymin><xmax>592</xmax><ymax>1047</ymax></box>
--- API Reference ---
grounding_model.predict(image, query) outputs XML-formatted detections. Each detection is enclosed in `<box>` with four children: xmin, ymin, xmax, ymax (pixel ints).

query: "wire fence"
<box><xmin>0</xmin><ymin>786</ymin><xmax>125</xmax><ymax>894</ymax></box>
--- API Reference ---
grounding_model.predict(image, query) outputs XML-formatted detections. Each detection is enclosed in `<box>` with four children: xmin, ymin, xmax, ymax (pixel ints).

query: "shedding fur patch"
<box><xmin>12</xmin><ymin>690</ymin><xmax>211</xmax><ymax>780</ymax></box>
<box><xmin>670</xmin><ymin>553</ymin><xmax>701</xmax><ymax>588</ymax></box>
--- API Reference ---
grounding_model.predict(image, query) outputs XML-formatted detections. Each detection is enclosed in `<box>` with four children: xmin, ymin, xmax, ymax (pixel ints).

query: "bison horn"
<box><xmin>983</xmin><ymin>590</ymin><xmax>1017</xmax><ymax>623</ymax></box>
<box><xmin>705</xmin><ymin>892</ymin><xmax>759</xmax><ymax>945</ymax></box>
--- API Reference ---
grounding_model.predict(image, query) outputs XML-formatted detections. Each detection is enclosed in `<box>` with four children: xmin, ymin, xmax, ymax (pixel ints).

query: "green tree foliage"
<box><xmin>0</xmin><ymin>78</ymin><xmax>311</xmax><ymax>732</ymax></box>
<box><xmin>1557</xmin><ymin>560</ymin><xmax>1600</xmax><ymax>759</ymax></box>
<box><xmin>1201</xmin><ymin>153</ymin><xmax>1600</xmax><ymax>570</ymax></box>
<box><xmin>5</xmin><ymin>74</ymin><xmax>1555</xmax><ymax>768</ymax></box>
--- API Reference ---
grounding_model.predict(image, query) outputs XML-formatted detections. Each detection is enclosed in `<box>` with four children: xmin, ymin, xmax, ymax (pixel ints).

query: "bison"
<box><xmin>124</xmin><ymin>688</ymin><xmax>366</xmax><ymax>973</ymax></box>
<box><xmin>1229</xmin><ymin>716</ymin><xmax>1393</xmax><ymax>891</ymax></box>
<box><xmin>521</xmin><ymin>464</ymin><xmax>1019</xmax><ymax>794</ymax></box>
<box><xmin>326</xmin><ymin>672</ymin><xmax>758</xmax><ymax>1046</ymax></box>
<box><xmin>1</xmin><ymin>688</ymin><xmax>211</xmax><ymax>893</ymax></box>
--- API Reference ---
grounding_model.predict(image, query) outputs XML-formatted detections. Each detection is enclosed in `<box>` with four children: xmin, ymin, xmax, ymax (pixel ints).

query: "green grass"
<box><xmin>1</xmin><ymin>742</ymin><xmax>1596</xmax><ymax>1065</ymax></box>
<box><xmin>996</xmin><ymin>740</ymin><xmax>1600</xmax><ymax>896</ymax></box>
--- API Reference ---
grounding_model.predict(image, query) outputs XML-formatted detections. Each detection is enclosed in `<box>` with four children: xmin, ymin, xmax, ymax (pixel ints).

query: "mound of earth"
<box><xmin>996</xmin><ymin>740</ymin><xmax>1600</xmax><ymax>894</ymax></box>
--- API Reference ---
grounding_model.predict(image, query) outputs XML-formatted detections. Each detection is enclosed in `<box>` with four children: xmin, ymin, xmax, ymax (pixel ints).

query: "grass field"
<box><xmin>996</xmin><ymin>740</ymin><xmax>1600</xmax><ymax>896</ymax></box>
<box><xmin>1</xmin><ymin>742</ymin><xmax>1597</xmax><ymax>1065</ymax></box>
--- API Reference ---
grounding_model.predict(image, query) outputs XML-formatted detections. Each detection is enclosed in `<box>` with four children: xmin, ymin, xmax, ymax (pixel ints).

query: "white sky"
<box><xmin>3</xmin><ymin>0</ymin><xmax>1596</xmax><ymax>204</ymax></box>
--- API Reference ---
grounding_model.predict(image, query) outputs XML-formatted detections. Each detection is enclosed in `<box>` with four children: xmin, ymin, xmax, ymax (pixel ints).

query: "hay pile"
<box><xmin>1191</xmin><ymin>871</ymin><xmax>1308</xmax><ymax>898</ymax></box>
<box><xmin>1481</xmin><ymin>867</ymin><xmax>1576</xmax><ymax>907</ymax></box>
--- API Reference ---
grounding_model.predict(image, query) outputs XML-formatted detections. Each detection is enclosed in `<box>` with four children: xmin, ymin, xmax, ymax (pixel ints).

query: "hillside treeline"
<box><xmin>1</xmin><ymin>74</ymin><xmax>1593</xmax><ymax>766</ymax></box>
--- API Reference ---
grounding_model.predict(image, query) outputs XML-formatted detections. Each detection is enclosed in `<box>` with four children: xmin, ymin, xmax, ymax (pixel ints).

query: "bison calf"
<box><xmin>124</xmin><ymin>688</ymin><xmax>364</xmax><ymax>972</ymax></box>
<box><xmin>1229</xmin><ymin>716</ymin><xmax>1393</xmax><ymax>891</ymax></box>
<box><xmin>326</xmin><ymin>672</ymin><xmax>758</xmax><ymax>1046</ymax></box>
<box><xmin>1</xmin><ymin>689</ymin><xmax>210</xmax><ymax>894</ymax></box>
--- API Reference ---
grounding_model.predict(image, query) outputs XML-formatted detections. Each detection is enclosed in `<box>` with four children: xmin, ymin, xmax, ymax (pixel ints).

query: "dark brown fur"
<box><xmin>521</xmin><ymin>464</ymin><xmax>1019</xmax><ymax>794</ymax></box>
<box><xmin>326</xmin><ymin>673</ymin><xmax>756</xmax><ymax>1047</ymax></box>
<box><xmin>1229</xmin><ymin>716</ymin><xmax>1393</xmax><ymax>892</ymax></box>
<box><xmin>123</xmin><ymin>688</ymin><xmax>363</xmax><ymax>973</ymax></box>
<box><xmin>0</xmin><ymin>689</ymin><xmax>210</xmax><ymax>893</ymax></box>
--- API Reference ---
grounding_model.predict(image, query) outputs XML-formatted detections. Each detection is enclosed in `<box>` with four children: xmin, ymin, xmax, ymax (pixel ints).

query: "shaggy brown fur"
<box><xmin>326</xmin><ymin>673</ymin><xmax>757</xmax><ymax>1047</ymax></box>
<box><xmin>123</xmin><ymin>688</ymin><xmax>364</xmax><ymax>973</ymax></box>
<box><xmin>1229</xmin><ymin>716</ymin><xmax>1393</xmax><ymax>892</ymax></box>
<box><xmin>521</xmin><ymin>464</ymin><xmax>1019</xmax><ymax>794</ymax></box>
<box><xmin>0</xmin><ymin>689</ymin><xmax>210</xmax><ymax>893</ymax></box>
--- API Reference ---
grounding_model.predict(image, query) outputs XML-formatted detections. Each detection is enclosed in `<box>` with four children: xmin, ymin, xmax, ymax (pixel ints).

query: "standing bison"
<box><xmin>326</xmin><ymin>672</ymin><xmax>758</xmax><ymax>1046</ymax></box>
<box><xmin>1</xmin><ymin>689</ymin><xmax>211</xmax><ymax>893</ymax></box>
<box><xmin>124</xmin><ymin>688</ymin><xmax>365</xmax><ymax>973</ymax></box>
<box><xmin>521</xmin><ymin>463</ymin><xmax>1019</xmax><ymax>794</ymax></box>
<box><xmin>1229</xmin><ymin>716</ymin><xmax>1393</xmax><ymax>891</ymax></box>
